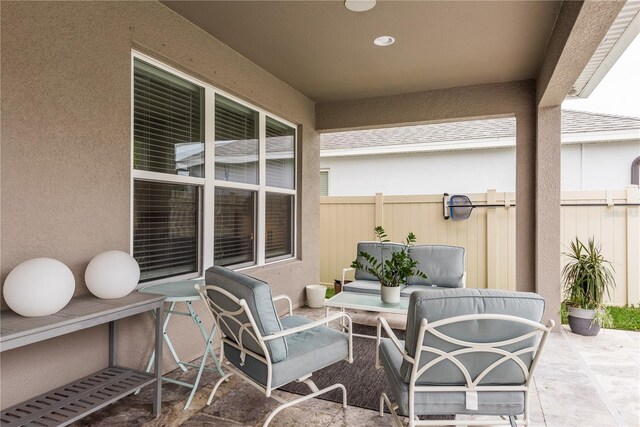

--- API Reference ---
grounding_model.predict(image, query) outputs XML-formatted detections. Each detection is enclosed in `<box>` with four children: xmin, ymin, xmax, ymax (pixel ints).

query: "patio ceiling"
<box><xmin>162</xmin><ymin>1</ymin><xmax>562</xmax><ymax>102</ymax></box>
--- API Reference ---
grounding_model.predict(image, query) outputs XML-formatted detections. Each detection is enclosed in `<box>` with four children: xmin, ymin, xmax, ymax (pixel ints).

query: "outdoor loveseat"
<box><xmin>342</xmin><ymin>242</ymin><xmax>466</xmax><ymax>297</ymax></box>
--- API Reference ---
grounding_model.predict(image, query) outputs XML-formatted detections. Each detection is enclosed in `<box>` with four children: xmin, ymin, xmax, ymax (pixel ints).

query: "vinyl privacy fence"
<box><xmin>320</xmin><ymin>188</ymin><xmax>640</xmax><ymax>306</ymax></box>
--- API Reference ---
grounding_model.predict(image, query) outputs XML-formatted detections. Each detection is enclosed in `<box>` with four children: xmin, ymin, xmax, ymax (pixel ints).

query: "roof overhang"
<box><xmin>568</xmin><ymin>0</ymin><xmax>640</xmax><ymax>99</ymax></box>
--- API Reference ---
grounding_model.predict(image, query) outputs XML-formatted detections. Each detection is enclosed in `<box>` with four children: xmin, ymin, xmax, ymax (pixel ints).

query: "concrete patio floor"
<box><xmin>71</xmin><ymin>306</ymin><xmax>640</xmax><ymax>427</ymax></box>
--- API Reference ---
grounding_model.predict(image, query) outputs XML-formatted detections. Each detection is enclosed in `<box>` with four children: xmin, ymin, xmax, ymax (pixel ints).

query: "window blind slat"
<box><xmin>214</xmin><ymin>95</ymin><xmax>259</xmax><ymax>185</ymax></box>
<box><xmin>214</xmin><ymin>188</ymin><xmax>256</xmax><ymax>267</ymax></box>
<box><xmin>133</xmin><ymin>180</ymin><xmax>200</xmax><ymax>282</ymax></box>
<box><xmin>134</xmin><ymin>58</ymin><xmax>204</xmax><ymax>178</ymax></box>
<box><xmin>265</xmin><ymin>193</ymin><xmax>293</xmax><ymax>260</ymax></box>
<box><xmin>320</xmin><ymin>171</ymin><xmax>329</xmax><ymax>196</ymax></box>
<box><xmin>265</xmin><ymin>117</ymin><xmax>295</xmax><ymax>189</ymax></box>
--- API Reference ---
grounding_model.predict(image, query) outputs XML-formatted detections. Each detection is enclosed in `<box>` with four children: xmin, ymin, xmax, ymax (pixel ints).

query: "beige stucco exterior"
<box><xmin>0</xmin><ymin>0</ymin><xmax>627</xmax><ymax>410</ymax></box>
<box><xmin>0</xmin><ymin>1</ymin><xmax>318</xmax><ymax>407</ymax></box>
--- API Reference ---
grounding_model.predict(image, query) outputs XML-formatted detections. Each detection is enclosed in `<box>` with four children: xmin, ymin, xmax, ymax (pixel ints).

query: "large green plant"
<box><xmin>351</xmin><ymin>226</ymin><xmax>427</xmax><ymax>288</ymax></box>
<box><xmin>562</xmin><ymin>237</ymin><xmax>616</xmax><ymax>325</ymax></box>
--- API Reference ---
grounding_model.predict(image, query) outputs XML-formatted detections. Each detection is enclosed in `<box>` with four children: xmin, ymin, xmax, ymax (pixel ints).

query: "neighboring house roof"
<box><xmin>320</xmin><ymin>110</ymin><xmax>640</xmax><ymax>157</ymax></box>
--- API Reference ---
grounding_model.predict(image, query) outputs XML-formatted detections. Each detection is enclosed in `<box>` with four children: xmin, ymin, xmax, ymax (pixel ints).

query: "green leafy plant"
<box><xmin>351</xmin><ymin>226</ymin><xmax>427</xmax><ymax>288</ymax></box>
<box><xmin>562</xmin><ymin>237</ymin><xmax>616</xmax><ymax>326</ymax></box>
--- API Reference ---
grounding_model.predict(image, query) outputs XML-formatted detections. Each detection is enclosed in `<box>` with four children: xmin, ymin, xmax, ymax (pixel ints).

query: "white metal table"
<box><xmin>138</xmin><ymin>279</ymin><xmax>224</xmax><ymax>409</ymax></box>
<box><xmin>324</xmin><ymin>292</ymin><xmax>410</xmax><ymax>339</ymax></box>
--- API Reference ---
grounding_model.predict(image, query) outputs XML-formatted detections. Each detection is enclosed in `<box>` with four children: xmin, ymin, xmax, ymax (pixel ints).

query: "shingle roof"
<box><xmin>320</xmin><ymin>110</ymin><xmax>640</xmax><ymax>151</ymax></box>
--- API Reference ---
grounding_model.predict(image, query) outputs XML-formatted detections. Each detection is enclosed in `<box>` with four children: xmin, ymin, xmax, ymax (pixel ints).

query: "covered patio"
<box><xmin>1</xmin><ymin>0</ymin><xmax>638</xmax><ymax>426</ymax></box>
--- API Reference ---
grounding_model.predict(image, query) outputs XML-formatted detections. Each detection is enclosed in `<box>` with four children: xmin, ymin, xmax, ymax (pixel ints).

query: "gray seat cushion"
<box><xmin>224</xmin><ymin>315</ymin><xmax>349</xmax><ymax>388</ymax></box>
<box><xmin>354</xmin><ymin>242</ymin><xmax>403</xmax><ymax>281</ymax></box>
<box><xmin>402</xmin><ymin>289</ymin><xmax>545</xmax><ymax>385</ymax></box>
<box><xmin>379</xmin><ymin>339</ymin><xmax>524</xmax><ymax>416</ymax></box>
<box><xmin>400</xmin><ymin>285</ymin><xmax>441</xmax><ymax>297</ymax></box>
<box><xmin>407</xmin><ymin>245</ymin><xmax>465</xmax><ymax>287</ymax></box>
<box><xmin>205</xmin><ymin>266</ymin><xmax>287</xmax><ymax>363</ymax></box>
<box><xmin>343</xmin><ymin>279</ymin><xmax>381</xmax><ymax>295</ymax></box>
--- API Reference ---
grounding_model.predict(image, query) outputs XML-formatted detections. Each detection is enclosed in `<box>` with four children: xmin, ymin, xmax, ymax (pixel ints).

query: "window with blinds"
<box><xmin>215</xmin><ymin>95</ymin><xmax>259</xmax><ymax>184</ymax></box>
<box><xmin>133</xmin><ymin>59</ymin><xmax>204</xmax><ymax>177</ymax></box>
<box><xmin>266</xmin><ymin>117</ymin><xmax>295</xmax><ymax>189</ymax></box>
<box><xmin>214</xmin><ymin>187</ymin><xmax>256</xmax><ymax>267</ymax></box>
<box><xmin>320</xmin><ymin>170</ymin><xmax>329</xmax><ymax>196</ymax></box>
<box><xmin>265</xmin><ymin>193</ymin><xmax>294</xmax><ymax>260</ymax></box>
<box><xmin>133</xmin><ymin>181</ymin><xmax>200</xmax><ymax>282</ymax></box>
<box><xmin>133</xmin><ymin>53</ymin><xmax>297</xmax><ymax>279</ymax></box>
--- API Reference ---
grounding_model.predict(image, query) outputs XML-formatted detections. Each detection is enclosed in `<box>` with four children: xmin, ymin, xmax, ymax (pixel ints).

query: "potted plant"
<box><xmin>351</xmin><ymin>226</ymin><xmax>426</xmax><ymax>304</ymax></box>
<box><xmin>562</xmin><ymin>237</ymin><xmax>616</xmax><ymax>336</ymax></box>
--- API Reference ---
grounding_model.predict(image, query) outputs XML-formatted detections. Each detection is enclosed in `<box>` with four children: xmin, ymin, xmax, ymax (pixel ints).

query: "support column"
<box><xmin>515</xmin><ymin>111</ymin><xmax>537</xmax><ymax>294</ymax></box>
<box><xmin>536</xmin><ymin>106</ymin><xmax>562</xmax><ymax>328</ymax></box>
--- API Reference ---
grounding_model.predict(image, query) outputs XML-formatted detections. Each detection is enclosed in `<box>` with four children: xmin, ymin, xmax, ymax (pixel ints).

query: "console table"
<box><xmin>0</xmin><ymin>293</ymin><xmax>164</xmax><ymax>426</ymax></box>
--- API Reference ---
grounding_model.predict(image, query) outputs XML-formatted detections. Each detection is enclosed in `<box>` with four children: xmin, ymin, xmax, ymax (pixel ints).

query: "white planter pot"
<box><xmin>306</xmin><ymin>285</ymin><xmax>327</xmax><ymax>308</ymax></box>
<box><xmin>381</xmin><ymin>286</ymin><xmax>401</xmax><ymax>305</ymax></box>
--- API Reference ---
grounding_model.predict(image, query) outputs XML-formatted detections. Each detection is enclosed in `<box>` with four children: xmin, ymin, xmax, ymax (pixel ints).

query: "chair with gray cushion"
<box><xmin>342</xmin><ymin>242</ymin><xmax>466</xmax><ymax>296</ymax></box>
<box><xmin>197</xmin><ymin>266</ymin><xmax>353</xmax><ymax>426</ymax></box>
<box><xmin>375</xmin><ymin>288</ymin><xmax>554</xmax><ymax>427</ymax></box>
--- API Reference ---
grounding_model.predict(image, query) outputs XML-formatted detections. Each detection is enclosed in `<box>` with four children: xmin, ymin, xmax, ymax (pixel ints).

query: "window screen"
<box><xmin>266</xmin><ymin>117</ymin><xmax>295</xmax><ymax>189</ymax></box>
<box><xmin>134</xmin><ymin>181</ymin><xmax>200</xmax><ymax>282</ymax></box>
<box><xmin>214</xmin><ymin>187</ymin><xmax>256</xmax><ymax>267</ymax></box>
<box><xmin>133</xmin><ymin>59</ymin><xmax>204</xmax><ymax>177</ymax></box>
<box><xmin>215</xmin><ymin>96</ymin><xmax>259</xmax><ymax>184</ymax></box>
<box><xmin>265</xmin><ymin>193</ymin><xmax>294</xmax><ymax>260</ymax></box>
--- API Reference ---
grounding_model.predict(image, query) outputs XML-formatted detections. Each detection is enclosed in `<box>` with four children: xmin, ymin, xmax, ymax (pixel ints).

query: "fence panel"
<box><xmin>320</xmin><ymin>189</ymin><xmax>639</xmax><ymax>306</ymax></box>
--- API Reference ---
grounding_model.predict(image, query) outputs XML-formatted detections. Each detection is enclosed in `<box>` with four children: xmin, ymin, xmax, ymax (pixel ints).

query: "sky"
<box><xmin>562</xmin><ymin>33</ymin><xmax>640</xmax><ymax>118</ymax></box>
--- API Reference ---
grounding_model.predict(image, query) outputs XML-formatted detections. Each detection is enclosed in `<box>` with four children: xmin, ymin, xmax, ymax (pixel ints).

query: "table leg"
<box><xmin>183</xmin><ymin>325</ymin><xmax>217</xmax><ymax>409</ymax></box>
<box><xmin>153</xmin><ymin>304</ymin><xmax>163</xmax><ymax>417</ymax></box>
<box><xmin>145</xmin><ymin>301</ymin><xmax>186</xmax><ymax>373</ymax></box>
<box><xmin>108</xmin><ymin>320</ymin><xmax>116</xmax><ymax>367</ymax></box>
<box><xmin>186</xmin><ymin>301</ymin><xmax>224</xmax><ymax>376</ymax></box>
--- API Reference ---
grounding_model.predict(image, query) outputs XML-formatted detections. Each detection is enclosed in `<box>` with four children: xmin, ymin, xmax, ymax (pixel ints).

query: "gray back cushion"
<box><xmin>354</xmin><ymin>241</ymin><xmax>403</xmax><ymax>281</ymax></box>
<box><xmin>407</xmin><ymin>245</ymin><xmax>465</xmax><ymax>287</ymax></box>
<box><xmin>204</xmin><ymin>266</ymin><xmax>287</xmax><ymax>363</ymax></box>
<box><xmin>401</xmin><ymin>288</ymin><xmax>545</xmax><ymax>386</ymax></box>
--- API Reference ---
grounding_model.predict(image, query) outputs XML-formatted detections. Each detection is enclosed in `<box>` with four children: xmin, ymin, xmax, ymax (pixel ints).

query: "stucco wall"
<box><xmin>0</xmin><ymin>1</ymin><xmax>318</xmax><ymax>407</ymax></box>
<box><xmin>320</xmin><ymin>140</ymin><xmax>640</xmax><ymax>195</ymax></box>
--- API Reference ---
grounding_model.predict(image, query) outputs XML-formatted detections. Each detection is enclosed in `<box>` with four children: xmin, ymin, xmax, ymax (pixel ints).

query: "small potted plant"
<box><xmin>562</xmin><ymin>237</ymin><xmax>616</xmax><ymax>336</ymax></box>
<box><xmin>351</xmin><ymin>226</ymin><xmax>426</xmax><ymax>304</ymax></box>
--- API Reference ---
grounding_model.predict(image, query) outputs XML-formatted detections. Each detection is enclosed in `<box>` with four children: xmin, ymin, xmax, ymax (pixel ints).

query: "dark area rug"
<box><xmin>280</xmin><ymin>324</ymin><xmax>454</xmax><ymax>421</ymax></box>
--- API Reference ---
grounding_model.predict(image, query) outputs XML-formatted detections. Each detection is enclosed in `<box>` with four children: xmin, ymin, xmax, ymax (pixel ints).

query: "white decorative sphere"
<box><xmin>3</xmin><ymin>258</ymin><xmax>75</xmax><ymax>317</ymax></box>
<box><xmin>85</xmin><ymin>250</ymin><xmax>140</xmax><ymax>299</ymax></box>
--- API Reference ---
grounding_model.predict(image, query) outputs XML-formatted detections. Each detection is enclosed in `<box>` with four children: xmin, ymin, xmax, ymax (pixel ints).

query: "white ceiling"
<box><xmin>163</xmin><ymin>1</ymin><xmax>562</xmax><ymax>103</ymax></box>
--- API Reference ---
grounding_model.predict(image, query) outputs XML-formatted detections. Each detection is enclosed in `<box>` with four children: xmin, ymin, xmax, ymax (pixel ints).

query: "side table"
<box><xmin>138</xmin><ymin>279</ymin><xmax>224</xmax><ymax>409</ymax></box>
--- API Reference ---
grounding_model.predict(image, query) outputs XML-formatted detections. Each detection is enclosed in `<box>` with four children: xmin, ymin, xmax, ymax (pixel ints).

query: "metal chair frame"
<box><xmin>196</xmin><ymin>284</ymin><xmax>353</xmax><ymax>426</ymax></box>
<box><xmin>375</xmin><ymin>314</ymin><xmax>554</xmax><ymax>427</ymax></box>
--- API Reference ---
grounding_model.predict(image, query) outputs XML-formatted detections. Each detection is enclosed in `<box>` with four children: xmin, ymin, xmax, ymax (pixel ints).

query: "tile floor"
<box><xmin>71</xmin><ymin>307</ymin><xmax>640</xmax><ymax>427</ymax></box>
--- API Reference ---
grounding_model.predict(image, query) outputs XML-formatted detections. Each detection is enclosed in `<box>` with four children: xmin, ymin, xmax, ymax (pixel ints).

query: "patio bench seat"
<box><xmin>344</xmin><ymin>243</ymin><xmax>467</xmax><ymax>296</ymax></box>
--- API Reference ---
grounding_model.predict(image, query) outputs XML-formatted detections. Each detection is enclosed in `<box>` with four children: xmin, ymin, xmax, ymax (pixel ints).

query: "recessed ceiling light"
<box><xmin>345</xmin><ymin>0</ymin><xmax>376</xmax><ymax>12</ymax></box>
<box><xmin>373</xmin><ymin>36</ymin><xmax>395</xmax><ymax>47</ymax></box>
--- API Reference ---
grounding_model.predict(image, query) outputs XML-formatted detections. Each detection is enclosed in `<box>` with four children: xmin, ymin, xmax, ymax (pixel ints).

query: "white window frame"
<box><xmin>130</xmin><ymin>50</ymin><xmax>297</xmax><ymax>283</ymax></box>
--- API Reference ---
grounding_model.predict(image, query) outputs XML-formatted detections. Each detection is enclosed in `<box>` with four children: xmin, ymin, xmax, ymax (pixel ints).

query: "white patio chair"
<box><xmin>196</xmin><ymin>266</ymin><xmax>353</xmax><ymax>426</ymax></box>
<box><xmin>376</xmin><ymin>288</ymin><xmax>554</xmax><ymax>427</ymax></box>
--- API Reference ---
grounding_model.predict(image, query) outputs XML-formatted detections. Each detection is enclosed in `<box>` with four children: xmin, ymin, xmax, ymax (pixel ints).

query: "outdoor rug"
<box><xmin>280</xmin><ymin>324</ymin><xmax>454</xmax><ymax>421</ymax></box>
